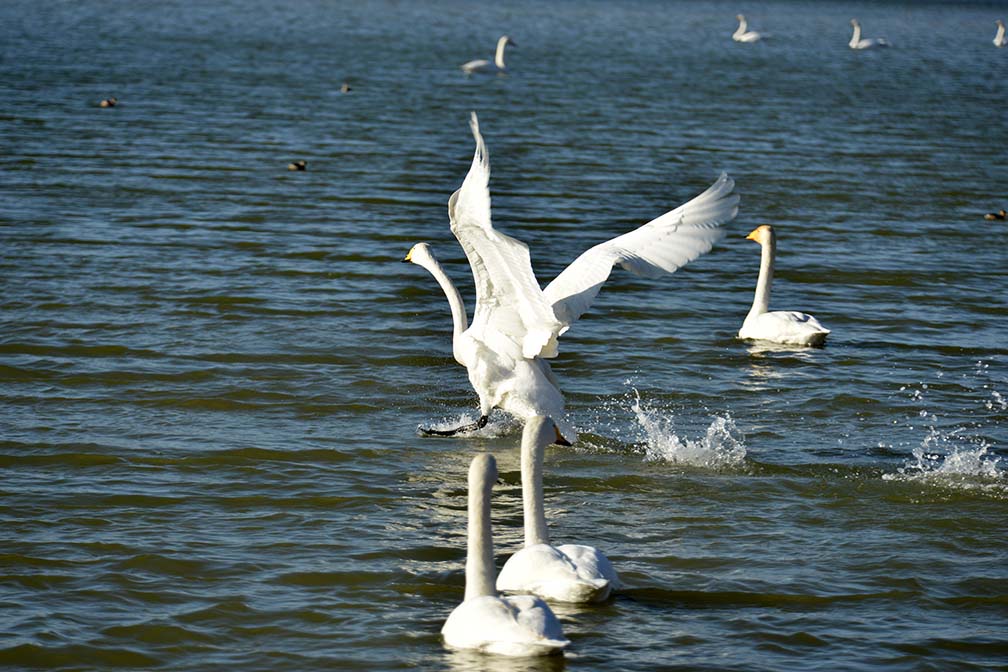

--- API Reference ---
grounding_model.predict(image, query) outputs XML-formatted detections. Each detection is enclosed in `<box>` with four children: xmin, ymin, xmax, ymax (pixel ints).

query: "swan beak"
<box><xmin>402</xmin><ymin>250</ymin><xmax>413</xmax><ymax>263</ymax></box>
<box><xmin>745</xmin><ymin>230</ymin><xmax>759</xmax><ymax>241</ymax></box>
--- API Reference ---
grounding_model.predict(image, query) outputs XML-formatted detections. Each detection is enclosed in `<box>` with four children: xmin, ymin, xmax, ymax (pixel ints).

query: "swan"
<box><xmin>995</xmin><ymin>20</ymin><xmax>1007</xmax><ymax>48</ymax></box>
<box><xmin>849</xmin><ymin>19</ymin><xmax>889</xmax><ymax>49</ymax></box>
<box><xmin>733</xmin><ymin>15</ymin><xmax>763</xmax><ymax>43</ymax></box>
<box><xmin>441</xmin><ymin>453</ymin><xmax>569</xmax><ymax>657</ymax></box>
<box><xmin>496</xmin><ymin>416</ymin><xmax>620</xmax><ymax>603</ymax></box>
<box><xmin>737</xmin><ymin>225</ymin><xmax>830</xmax><ymax>347</ymax></box>
<box><xmin>461</xmin><ymin>36</ymin><xmax>516</xmax><ymax>74</ymax></box>
<box><xmin>402</xmin><ymin>112</ymin><xmax>739</xmax><ymax>440</ymax></box>
<box><xmin>985</xmin><ymin>209</ymin><xmax>1007</xmax><ymax>221</ymax></box>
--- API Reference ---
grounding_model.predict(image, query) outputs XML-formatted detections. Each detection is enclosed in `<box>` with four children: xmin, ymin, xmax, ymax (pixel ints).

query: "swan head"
<box><xmin>469</xmin><ymin>453</ymin><xmax>498</xmax><ymax>491</ymax></box>
<box><xmin>525</xmin><ymin>415</ymin><xmax>572</xmax><ymax>448</ymax></box>
<box><xmin>403</xmin><ymin>242</ymin><xmax>436</xmax><ymax>268</ymax></box>
<box><xmin>736</xmin><ymin>14</ymin><xmax>745</xmax><ymax>21</ymax></box>
<box><xmin>499</xmin><ymin>35</ymin><xmax>516</xmax><ymax>48</ymax></box>
<box><xmin>850</xmin><ymin>18</ymin><xmax>860</xmax><ymax>27</ymax></box>
<box><xmin>998</xmin><ymin>19</ymin><xmax>1005</xmax><ymax>27</ymax></box>
<box><xmin>746</xmin><ymin>224</ymin><xmax>775</xmax><ymax>246</ymax></box>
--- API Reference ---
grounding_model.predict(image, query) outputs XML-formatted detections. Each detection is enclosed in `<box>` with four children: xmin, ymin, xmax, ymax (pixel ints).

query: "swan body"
<box><xmin>849</xmin><ymin>19</ymin><xmax>889</xmax><ymax>49</ymax></box>
<box><xmin>496</xmin><ymin>416</ymin><xmax>620</xmax><ymax>603</ymax></box>
<box><xmin>995</xmin><ymin>20</ymin><xmax>1007</xmax><ymax>48</ymax></box>
<box><xmin>984</xmin><ymin>209</ymin><xmax>1007</xmax><ymax>221</ymax></box>
<box><xmin>462</xmin><ymin>36</ymin><xmax>515</xmax><ymax>74</ymax></box>
<box><xmin>441</xmin><ymin>454</ymin><xmax>569</xmax><ymax>657</ymax></box>
<box><xmin>404</xmin><ymin>113</ymin><xmax>739</xmax><ymax>441</ymax></box>
<box><xmin>733</xmin><ymin>15</ymin><xmax>763</xmax><ymax>43</ymax></box>
<box><xmin>737</xmin><ymin>225</ymin><xmax>829</xmax><ymax>347</ymax></box>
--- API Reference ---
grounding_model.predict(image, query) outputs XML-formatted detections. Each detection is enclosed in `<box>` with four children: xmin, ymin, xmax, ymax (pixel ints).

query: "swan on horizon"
<box><xmin>737</xmin><ymin>225</ymin><xmax>830</xmax><ymax>347</ymax></box>
<box><xmin>441</xmin><ymin>453</ymin><xmax>569</xmax><ymax>657</ymax></box>
<box><xmin>849</xmin><ymin>19</ymin><xmax>889</xmax><ymax>49</ymax></box>
<box><xmin>403</xmin><ymin>112</ymin><xmax>739</xmax><ymax>442</ymax></box>
<box><xmin>733</xmin><ymin>14</ymin><xmax>764</xmax><ymax>43</ymax></box>
<box><xmin>995</xmin><ymin>20</ymin><xmax>1007</xmax><ymax>48</ymax></box>
<box><xmin>496</xmin><ymin>416</ymin><xmax>620</xmax><ymax>603</ymax></box>
<box><xmin>461</xmin><ymin>36</ymin><xmax>516</xmax><ymax>74</ymax></box>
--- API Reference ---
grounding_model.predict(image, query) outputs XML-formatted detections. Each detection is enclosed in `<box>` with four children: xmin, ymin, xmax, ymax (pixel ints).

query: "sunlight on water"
<box><xmin>629</xmin><ymin>389</ymin><xmax>747</xmax><ymax>468</ymax></box>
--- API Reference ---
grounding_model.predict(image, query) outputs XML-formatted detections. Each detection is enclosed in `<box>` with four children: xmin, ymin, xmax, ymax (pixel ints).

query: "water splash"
<box><xmin>629</xmin><ymin>389</ymin><xmax>747</xmax><ymax>468</ymax></box>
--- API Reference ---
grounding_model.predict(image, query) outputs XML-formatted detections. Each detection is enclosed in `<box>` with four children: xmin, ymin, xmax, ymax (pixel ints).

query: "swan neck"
<box><xmin>521</xmin><ymin>422</ymin><xmax>551</xmax><ymax>548</ymax></box>
<box><xmin>419</xmin><ymin>255</ymin><xmax>469</xmax><ymax>344</ymax></box>
<box><xmin>494</xmin><ymin>37</ymin><xmax>508</xmax><ymax>68</ymax></box>
<box><xmin>850</xmin><ymin>23</ymin><xmax>862</xmax><ymax>47</ymax></box>
<box><xmin>734</xmin><ymin>17</ymin><xmax>747</xmax><ymax>38</ymax></box>
<box><xmin>749</xmin><ymin>236</ymin><xmax>775</xmax><ymax>316</ymax></box>
<box><xmin>997</xmin><ymin>23</ymin><xmax>1006</xmax><ymax>41</ymax></box>
<box><xmin>465</xmin><ymin>467</ymin><xmax>497</xmax><ymax>600</ymax></box>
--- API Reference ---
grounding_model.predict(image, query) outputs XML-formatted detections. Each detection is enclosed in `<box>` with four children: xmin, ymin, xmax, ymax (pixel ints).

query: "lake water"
<box><xmin>2</xmin><ymin>0</ymin><xmax>1007</xmax><ymax>670</ymax></box>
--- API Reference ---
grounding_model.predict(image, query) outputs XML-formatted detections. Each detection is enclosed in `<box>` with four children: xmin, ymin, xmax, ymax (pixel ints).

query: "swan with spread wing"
<box><xmin>403</xmin><ymin>113</ymin><xmax>739</xmax><ymax>442</ymax></box>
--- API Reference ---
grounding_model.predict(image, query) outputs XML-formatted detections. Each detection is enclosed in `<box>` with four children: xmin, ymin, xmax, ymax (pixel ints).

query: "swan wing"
<box><xmin>449</xmin><ymin>112</ymin><xmax>563</xmax><ymax>359</ymax></box>
<box><xmin>441</xmin><ymin>594</ymin><xmax>568</xmax><ymax>655</ymax></box>
<box><xmin>542</xmin><ymin>172</ymin><xmax>739</xmax><ymax>329</ymax></box>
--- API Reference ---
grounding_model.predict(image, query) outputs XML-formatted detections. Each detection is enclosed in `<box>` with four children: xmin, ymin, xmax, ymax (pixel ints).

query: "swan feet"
<box><xmin>418</xmin><ymin>414</ymin><xmax>489</xmax><ymax>437</ymax></box>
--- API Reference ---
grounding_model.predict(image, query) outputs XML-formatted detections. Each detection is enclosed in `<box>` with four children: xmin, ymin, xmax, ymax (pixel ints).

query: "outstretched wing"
<box><xmin>449</xmin><ymin>112</ymin><xmax>563</xmax><ymax>359</ymax></box>
<box><xmin>542</xmin><ymin>172</ymin><xmax>739</xmax><ymax>329</ymax></box>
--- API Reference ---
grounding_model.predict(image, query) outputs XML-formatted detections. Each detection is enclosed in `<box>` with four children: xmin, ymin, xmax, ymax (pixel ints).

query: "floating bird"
<box><xmin>496</xmin><ymin>416</ymin><xmax>620</xmax><ymax>603</ymax></box>
<box><xmin>461</xmin><ymin>36</ymin><xmax>515</xmax><ymax>74</ymax></box>
<box><xmin>403</xmin><ymin>113</ymin><xmax>739</xmax><ymax>441</ymax></box>
<box><xmin>733</xmin><ymin>14</ymin><xmax>764</xmax><ymax>42</ymax></box>
<box><xmin>995</xmin><ymin>20</ymin><xmax>1007</xmax><ymax>48</ymax></box>
<box><xmin>288</xmin><ymin>160</ymin><xmax>307</xmax><ymax>171</ymax></box>
<box><xmin>984</xmin><ymin>209</ymin><xmax>1007</xmax><ymax>221</ymax></box>
<box><xmin>849</xmin><ymin>19</ymin><xmax>889</xmax><ymax>49</ymax></box>
<box><xmin>99</xmin><ymin>97</ymin><xmax>117</xmax><ymax>108</ymax></box>
<box><xmin>441</xmin><ymin>453</ymin><xmax>569</xmax><ymax>657</ymax></box>
<box><xmin>737</xmin><ymin>225</ymin><xmax>830</xmax><ymax>347</ymax></box>
<box><xmin>340</xmin><ymin>81</ymin><xmax>352</xmax><ymax>93</ymax></box>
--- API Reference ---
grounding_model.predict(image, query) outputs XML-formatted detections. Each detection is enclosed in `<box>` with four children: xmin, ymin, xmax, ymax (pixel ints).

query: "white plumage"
<box><xmin>404</xmin><ymin>113</ymin><xmax>739</xmax><ymax>441</ymax></box>
<box><xmin>737</xmin><ymin>225</ymin><xmax>830</xmax><ymax>347</ymax></box>
<box><xmin>849</xmin><ymin>19</ymin><xmax>889</xmax><ymax>49</ymax></box>
<box><xmin>461</xmin><ymin>36</ymin><xmax>515</xmax><ymax>74</ymax></box>
<box><xmin>733</xmin><ymin>14</ymin><xmax>764</xmax><ymax>43</ymax></box>
<box><xmin>441</xmin><ymin>454</ymin><xmax>569</xmax><ymax>657</ymax></box>
<box><xmin>994</xmin><ymin>20</ymin><xmax>1007</xmax><ymax>48</ymax></box>
<box><xmin>496</xmin><ymin>416</ymin><xmax>620</xmax><ymax>603</ymax></box>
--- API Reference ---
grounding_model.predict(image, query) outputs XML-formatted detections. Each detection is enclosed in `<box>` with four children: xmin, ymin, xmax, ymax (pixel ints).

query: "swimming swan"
<box><xmin>496</xmin><ymin>416</ymin><xmax>620</xmax><ymax>603</ymax></box>
<box><xmin>737</xmin><ymin>225</ymin><xmax>830</xmax><ymax>347</ymax></box>
<box><xmin>441</xmin><ymin>453</ymin><xmax>569</xmax><ymax>657</ymax></box>
<box><xmin>733</xmin><ymin>15</ymin><xmax>764</xmax><ymax>43</ymax></box>
<box><xmin>403</xmin><ymin>113</ymin><xmax>739</xmax><ymax>440</ymax></box>
<box><xmin>849</xmin><ymin>19</ymin><xmax>889</xmax><ymax>49</ymax></box>
<box><xmin>461</xmin><ymin>36</ymin><xmax>516</xmax><ymax>74</ymax></box>
<box><xmin>995</xmin><ymin>20</ymin><xmax>1007</xmax><ymax>48</ymax></box>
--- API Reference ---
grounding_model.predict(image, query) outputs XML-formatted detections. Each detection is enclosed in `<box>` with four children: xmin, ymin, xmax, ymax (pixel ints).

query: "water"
<box><xmin>2</xmin><ymin>0</ymin><xmax>1007</xmax><ymax>669</ymax></box>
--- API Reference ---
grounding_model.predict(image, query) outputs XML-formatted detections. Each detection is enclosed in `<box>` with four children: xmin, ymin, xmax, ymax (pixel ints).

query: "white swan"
<box><xmin>496</xmin><ymin>416</ymin><xmax>620</xmax><ymax>603</ymax></box>
<box><xmin>441</xmin><ymin>453</ymin><xmax>569</xmax><ymax>657</ymax></box>
<box><xmin>403</xmin><ymin>113</ymin><xmax>739</xmax><ymax>440</ymax></box>
<box><xmin>995</xmin><ymin>20</ymin><xmax>1007</xmax><ymax>48</ymax></box>
<box><xmin>737</xmin><ymin>225</ymin><xmax>830</xmax><ymax>347</ymax></box>
<box><xmin>849</xmin><ymin>19</ymin><xmax>889</xmax><ymax>49</ymax></box>
<box><xmin>733</xmin><ymin>15</ymin><xmax>763</xmax><ymax>43</ymax></box>
<box><xmin>461</xmin><ymin>36</ymin><xmax>515</xmax><ymax>74</ymax></box>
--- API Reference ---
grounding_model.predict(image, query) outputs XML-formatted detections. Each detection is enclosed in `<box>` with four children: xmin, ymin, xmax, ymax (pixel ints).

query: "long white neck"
<box><xmin>417</xmin><ymin>254</ymin><xmax>469</xmax><ymax>359</ymax></box>
<box><xmin>749</xmin><ymin>234</ymin><xmax>775</xmax><ymax>317</ymax></box>
<box><xmin>521</xmin><ymin>419</ymin><xmax>551</xmax><ymax>547</ymax></box>
<box><xmin>494</xmin><ymin>37</ymin><xmax>509</xmax><ymax>69</ymax></box>
<box><xmin>850</xmin><ymin>23</ymin><xmax>862</xmax><ymax>47</ymax></box>
<box><xmin>465</xmin><ymin>457</ymin><xmax>497</xmax><ymax>601</ymax></box>
<box><xmin>734</xmin><ymin>17</ymin><xmax>748</xmax><ymax>39</ymax></box>
<box><xmin>996</xmin><ymin>22</ymin><xmax>1006</xmax><ymax>45</ymax></box>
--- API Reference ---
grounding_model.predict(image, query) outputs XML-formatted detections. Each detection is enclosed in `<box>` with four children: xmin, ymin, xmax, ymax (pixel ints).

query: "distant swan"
<box><xmin>985</xmin><ymin>209</ymin><xmax>1007</xmax><ymax>221</ymax></box>
<box><xmin>461</xmin><ymin>36</ymin><xmax>516</xmax><ymax>74</ymax></box>
<box><xmin>403</xmin><ymin>113</ymin><xmax>738</xmax><ymax>441</ymax></box>
<box><xmin>441</xmin><ymin>453</ymin><xmax>569</xmax><ymax>657</ymax></box>
<box><xmin>99</xmin><ymin>97</ymin><xmax>117</xmax><ymax>108</ymax></box>
<box><xmin>737</xmin><ymin>225</ymin><xmax>830</xmax><ymax>347</ymax></box>
<box><xmin>995</xmin><ymin>20</ymin><xmax>1007</xmax><ymax>48</ymax></box>
<box><xmin>733</xmin><ymin>14</ymin><xmax>763</xmax><ymax>42</ymax></box>
<box><xmin>496</xmin><ymin>416</ymin><xmax>620</xmax><ymax>603</ymax></box>
<box><xmin>849</xmin><ymin>19</ymin><xmax>889</xmax><ymax>49</ymax></box>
